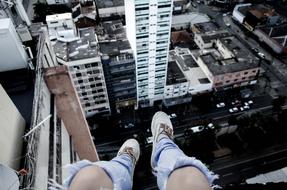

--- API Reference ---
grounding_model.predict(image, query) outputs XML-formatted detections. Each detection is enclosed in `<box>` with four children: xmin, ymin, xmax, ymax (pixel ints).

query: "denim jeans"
<box><xmin>64</xmin><ymin>138</ymin><xmax>217</xmax><ymax>190</ymax></box>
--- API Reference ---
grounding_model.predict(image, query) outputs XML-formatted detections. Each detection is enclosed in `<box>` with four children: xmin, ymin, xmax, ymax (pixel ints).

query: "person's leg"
<box><xmin>166</xmin><ymin>167</ymin><xmax>211</xmax><ymax>190</ymax></box>
<box><xmin>64</xmin><ymin>139</ymin><xmax>140</xmax><ymax>190</ymax></box>
<box><xmin>150</xmin><ymin>112</ymin><xmax>218</xmax><ymax>190</ymax></box>
<box><xmin>69</xmin><ymin>165</ymin><xmax>113</xmax><ymax>190</ymax></box>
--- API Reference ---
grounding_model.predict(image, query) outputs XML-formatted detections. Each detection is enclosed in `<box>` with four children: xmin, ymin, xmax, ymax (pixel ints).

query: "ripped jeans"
<box><xmin>64</xmin><ymin>138</ymin><xmax>217</xmax><ymax>190</ymax></box>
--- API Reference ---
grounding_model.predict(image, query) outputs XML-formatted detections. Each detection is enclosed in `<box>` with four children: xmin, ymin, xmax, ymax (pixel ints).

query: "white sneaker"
<box><xmin>117</xmin><ymin>139</ymin><xmax>140</xmax><ymax>179</ymax></box>
<box><xmin>150</xmin><ymin>111</ymin><xmax>174</xmax><ymax>172</ymax></box>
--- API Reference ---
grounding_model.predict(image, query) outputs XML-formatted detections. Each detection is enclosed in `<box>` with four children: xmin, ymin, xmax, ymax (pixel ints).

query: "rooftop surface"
<box><xmin>53</xmin><ymin>27</ymin><xmax>99</xmax><ymax>62</ymax></box>
<box><xmin>200</xmin><ymin>30</ymin><xmax>232</xmax><ymax>43</ymax></box>
<box><xmin>192</xmin><ymin>21</ymin><xmax>219</xmax><ymax>33</ymax></box>
<box><xmin>196</xmin><ymin>35</ymin><xmax>259</xmax><ymax>75</ymax></box>
<box><xmin>166</xmin><ymin>61</ymin><xmax>187</xmax><ymax>85</ymax></box>
<box><xmin>172</xmin><ymin>12</ymin><xmax>210</xmax><ymax>25</ymax></box>
<box><xmin>258</xmin><ymin>23</ymin><xmax>287</xmax><ymax>48</ymax></box>
<box><xmin>99</xmin><ymin>40</ymin><xmax>132</xmax><ymax>56</ymax></box>
<box><xmin>169</xmin><ymin>48</ymin><xmax>211</xmax><ymax>86</ymax></box>
<box><xmin>46</xmin><ymin>13</ymin><xmax>72</xmax><ymax>22</ymax></box>
<box><xmin>238</xmin><ymin>4</ymin><xmax>279</xmax><ymax>18</ymax></box>
<box><xmin>96</xmin><ymin>0</ymin><xmax>124</xmax><ymax>8</ymax></box>
<box><xmin>97</xmin><ymin>20</ymin><xmax>126</xmax><ymax>41</ymax></box>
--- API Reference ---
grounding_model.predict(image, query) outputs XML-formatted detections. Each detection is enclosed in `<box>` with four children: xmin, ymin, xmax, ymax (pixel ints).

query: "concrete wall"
<box><xmin>0</xmin><ymin>18</ymin><xmax>28</xmax><ymax>72</ymax></box>
<box><xmin>98</xmin><ymin>6</ymin><xmax>125</xmax><ymax>18</ymax></box>
<box><xmin>0</xmin><ymin>84</ymin><xmax>25</xmax><ymax>170</ymax></box>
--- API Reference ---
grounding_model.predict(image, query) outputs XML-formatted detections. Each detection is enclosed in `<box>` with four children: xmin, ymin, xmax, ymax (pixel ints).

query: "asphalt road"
<box><xmin>94</xmin><ymin>94</ymin><xmax>273</xmax><ymax>152</ymax></box>
<box><xmin>211</xmin><ymin>144</ymin><xmax>287</xmax><ymax>186</ymax></box>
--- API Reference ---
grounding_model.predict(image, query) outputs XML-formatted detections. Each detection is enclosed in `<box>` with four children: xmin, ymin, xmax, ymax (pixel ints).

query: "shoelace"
<box><xmin>119</xmin><ymin>147</ymin><xmax>137</xmax><ymax>163</ymax></box>
<box><xmin>157</xmin><ymin>123</ymin><xmax>174</xmax><ymax>142</ymax></box>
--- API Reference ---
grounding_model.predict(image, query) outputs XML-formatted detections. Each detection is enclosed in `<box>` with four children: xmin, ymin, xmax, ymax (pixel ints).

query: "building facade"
<box><xmin>0</xmin><ymin>84</ymin><xmax>25</xmax><ymax>170</ymax></box>
<box><xmin>125</xmin><ymin>0</ymin><xmax>173</xmax><ymax>107</ymax></box>
<box><xmin>100</xmin><ymin>40</ymin><xmax>137</xmax><ymax>113</ymax></box>
<box><xmin>193</xmin><ymin>33</ymin><xmax>260</xmax><ymax>90</ymax></box>
<box><xmin>52</xmin><ymin>27</ymin><xmax>111</xmax><ymax>116</ymax></box>
<box><xmin>0</xmin><ymin>18</ymin><xmax>29</xmax><ymax>72</ymax></box>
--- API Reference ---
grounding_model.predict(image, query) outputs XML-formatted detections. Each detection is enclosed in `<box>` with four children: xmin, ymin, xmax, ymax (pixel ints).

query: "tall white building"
<box><xmin>125</xmin><ymin>0</ymin><xmax>173</xmax><ymax>107</ymax></box>
<box><xmin>0</xmin><ymin>18</ymin><xmax>29</xmax><ymax>72</ymax></box>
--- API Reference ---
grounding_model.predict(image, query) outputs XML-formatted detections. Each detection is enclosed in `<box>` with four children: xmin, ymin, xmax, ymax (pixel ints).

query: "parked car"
<box><xmin>258</xmin><ymin>52</ymin><xmax>266</xmax><ymax>59</ymax></box>
<box><xmin>190</xmin><ymin>125</ymin><xmax>204</xmax><ymax>133</ymax></box>
<box><xmin>168</xmin><ymin>113</ymin><xmax>177</xmax><ymax>119</ymax></box>
<box><xmin>124</xmin><ymin>123</ymin><xmax>135</xmax><ymax>129</ymax></box>
<box><xmin>229</xmin><ymin>107</ymin><xmax>239</xmax><ymax>113</ymax></box>
<box><xmin>232</xmin><ymin>100</ymin><xmax>241</xmax><ymax>106</ymax></box>
<box><xmin>216</xmin><ymin>102</ymin><xmax>226</xmax><ymax>108</ymax></box>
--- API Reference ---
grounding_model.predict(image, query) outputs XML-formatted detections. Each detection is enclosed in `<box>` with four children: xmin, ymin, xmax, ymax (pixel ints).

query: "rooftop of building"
<box><xmin>96</xmin><ymin>20</ymin><xmax>126</xmax><ymax>41</ymax></box>
<box><xmin>53</xmin><ymin>27</ymin><xmax>99</xmax><ymax>62</ymax></box>
<box><xmin>46</xmin><ymin>13</ymin><xmax>72</xmax><ymax>22</ymax></box>
<box><xmin>99</xmin><ymin>40</ymin><xmax>132</xmax><ymax>56</ymax></box>
<box><xmin>257</xmin><ymin>23</ymin><xmax>287</xmax><ymax>48</ymax></box>
<box><xmin>238</xmin><ymin>4</ymin><xmax>279</xmax><ymax>18</ymax></box>
<box><xmin>195</xmin><ymin>35</ymin><xmax>259</xmax><ymax>75</ymax></box>
<box><xmin>169</xmin><ymin>48</ymin><xmax>211</xmax><ymax>86</ymax></box>
<box><xmin>166</xmin><ymin>61</ymin><xmax>187</xmax><ymax>85</ymax></box>
<box><xmin>173</xmin><ymin>0</ymin><xmax>188</xmax><ymax>7</ymax></box>
<box><xmin>171</xmin><ymin>31</ymin><xmax>197</xmax><ymax>49</ymax></box>
<box><xmin>172</xmin><ymin>12</ymin><xmax>210</xmax><ymax>25</ymax></box>
<box><xmin>96</xmin><ymin>0</ymin><xmax>124</xmax><ymax>9</ymax></box>
<box><xmin>199</xmin><ymin>30</ymin><xmax>232</xmax><ymax>44</ymax></box>
<box><xmin>192</xmin><ymin>21</ymin><xmax>220</xmax><ymax>33</ymax></box>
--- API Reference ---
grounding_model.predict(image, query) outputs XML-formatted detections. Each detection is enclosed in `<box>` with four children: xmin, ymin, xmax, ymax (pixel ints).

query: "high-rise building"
<box><xmin>125</xmin><ymin>0</ymin><xmax>173</xmax><ymax>107</ymax></box>
<box><xmin>52</xmin><ymin>27</ymin><xmax>111</xmax><ymax>117</ymax></box>
<box><xmin>0</xmin><ymin>18</ymin><xmax>29</xmax><ymax>72</ymax></box>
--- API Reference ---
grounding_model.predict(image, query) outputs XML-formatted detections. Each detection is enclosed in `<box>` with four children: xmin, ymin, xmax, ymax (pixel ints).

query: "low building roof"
<box><xmin>53</xmin><ymin>27</ymin><xmax>99</xmax><ymax>62</ymax></box>
<box><xmin>169</xmin><ymin>48</ymin><xmax>211</xmax><ymax>86</ymax></box>
<box><xmin>166</xmin><ymin>61</ymin><xmax>187</xmax><ymax>85</ymax></box>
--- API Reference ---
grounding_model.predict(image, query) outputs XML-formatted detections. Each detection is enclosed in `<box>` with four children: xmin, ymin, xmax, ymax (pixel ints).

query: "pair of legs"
<box><xmin>65</xmin><ymin>112</ymin><xmax>217</xmax><ymax>190</ymax></box>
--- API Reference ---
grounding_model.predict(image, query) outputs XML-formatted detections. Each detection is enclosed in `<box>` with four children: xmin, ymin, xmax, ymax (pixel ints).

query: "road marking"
<box><xmin>241</xmin><ymin>167</ymin><xmax>253</xmax><ymax>172</ymax></box>
<box><xmin>222</xmin><ymin>173</ymin><xmax>233</xmax><ymax>177</ymax></box>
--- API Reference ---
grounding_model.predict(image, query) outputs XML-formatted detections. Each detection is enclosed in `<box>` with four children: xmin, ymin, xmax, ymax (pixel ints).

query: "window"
<box><xmin>158</xmin><ymin>4</ymin><xmax>171</xmax><ymax>8</ymax></box>
<box><xmin>91</xmin><ymin>63</ymin><xmax>98</xmax><ymax>67</ymax></box>
<box><xmin>244</xmin><ymin>71</ymin><xmax>249</xmax><ymax>75</ymax></box>
<box><xmin>76</xmin><ymin>73</ymin><xmax>82</xmax><ymax>77</ymax></box>
<box><xmin>78</xmin><ymin>80</ymin><xmax>83</xmax><ymax>84</ymax></box>
<box><xmin>137</xmin><ymin>35</ymin><xmax>148</xmax><ymax>39</ymax></box>
<box><xmin>91</xmin><ymin>84</ymin><xmax>95</xmax><ymax>88</ymax></box>
<box><xmin>135</xmin><ymin>7</ymin><xmax>149</xmax><ymax>11</ymax></box>
<box><xmin>82</xmin><ymin>92</ymin><xmax>87</xmax><ymax>96</ymax></box>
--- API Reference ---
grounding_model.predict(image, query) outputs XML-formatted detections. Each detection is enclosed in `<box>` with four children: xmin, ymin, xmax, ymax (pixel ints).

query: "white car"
<box><xmin>208</xmin><ymin>123</ymin><xmax>215</xmax><ymax>129</ymax></box>
<box><xmin>216</xmin><ymin>102</ymin><xmax>226</xmax><ymax>108</ymax></box>
<box><xmin>229</xmin><ymin>107</ymin><xmax>239</xmax><ymax>113</ymax></box>
<box><xmin>258</xmin><ymin>52</ymin><xmax>266</xmax><ymax>59</ymax></box>
<box><xmin>169</xmin><ymin>113</ymin><xmax>177</xmax><ymax>118</ymax></box>
<box><xmin>248</xmin><ymin>100</ymin><xmax>254</xmax><ymax>105</ymax></box>
<box><xmin>190</xmin><ymin>126</ymin><xmax>204</xmax><ymax>133</ymax></box>
<box><xmin>244</xmin><ymin>105</ymin><xmax>250</xmax><ymax>110</ymax></box>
